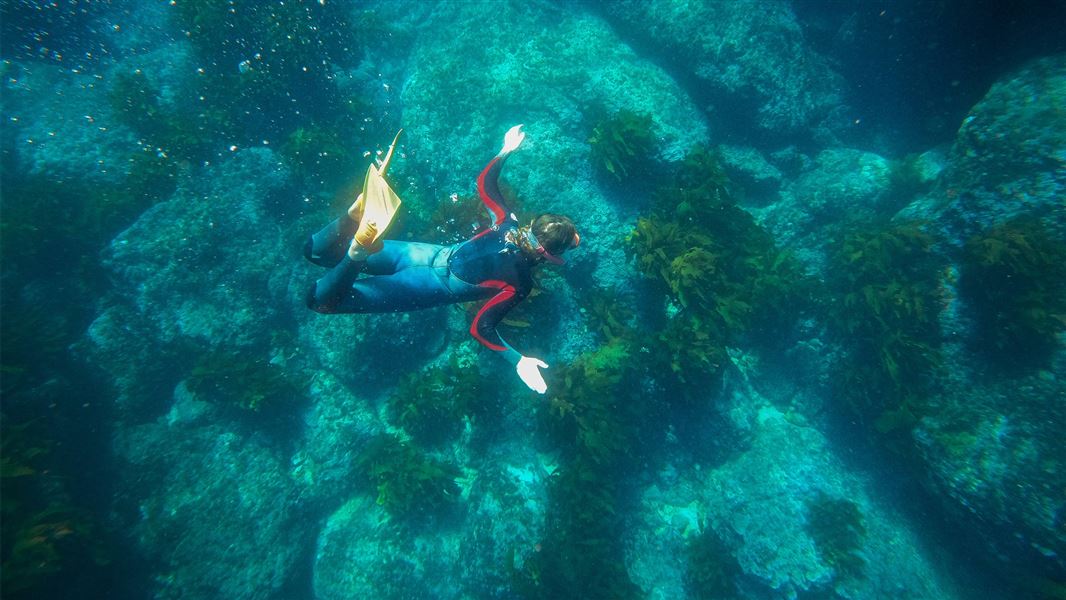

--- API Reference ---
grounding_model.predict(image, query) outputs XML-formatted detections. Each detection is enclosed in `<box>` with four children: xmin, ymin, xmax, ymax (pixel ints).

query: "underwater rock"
<box><xmin>666</xmin><ymin>413</ymin><xmax>958</xmax><ymax>599</ymax></box>
<box><xmin>937</xmin><ymin>53</ymin><xmax>1066</xmax><ymax>241</ymax></box>
<box><xmin>293</xmin><ymin>276</ymin><xmax>454</xmax><ymax>397</ymax></box>
<box><xmin>313</xmin><ymin>454</ymin><xmax>549</xmax><ymax>599</ymax></box>
<box><xmin>628</xmin><ymin>370</ymin><xmax>957</xmax><ymax>600</ymax></box>
<box><xmin>789</xmin><ymin>149</ymin><xmax>893</xmax><ymax>220</ymax></box>
<box><xmin>288</xmin><ymin>369</ymin><xmax>381</xmax><ymax>504</ymax></box>
<box><xmin>113</xmin><ymin>422</ymin><xmax>306</xmax><ymax>600</ymax></box>
<box><xmin>754</xmin><ymin>147</ymin><xmax>892</xmax><ymax>253</ymax></box>
<box><xmin>912</xmin><ymin>288</ymin><xmax>1066</xmax><ymax>577</ymax></box>
<box><xmin>401</xmin><ymin>1</ymin><xmax>707</xmax><ymax>191</ymax></box>
<box><xmin>597</xmin><ymin>0</ymin><xmax>846</xmax><ymax>140</ymax></box>
<box><xmin>80</xmin><ymin>147</ymin><xmax>321</xmax><ymax>598</ymax></box>
<box><xmin>905</xmin><ymin>54</ymin><xmax>1066</xmax><ymax>580</ymax></box>
<box><xmin>911</xmin><ymin>148</ymin><xmax>949</xmax><ymax>186</ymax></box>
<box><xmin>84</xmin><ymin>147</ymin><xmax>293</xmax><ymax>419</ymax></box>
<box><xmin>1</xmin><ymin>59</ymin><xmax>138</xmax><ymax>184</ymax></box>
<box><xmin>913</xmin><ymin>350</ymin><xmax>1066</xmax><ymax>578</ymax></box>
<box><xmin>718</xmin><ymin>144</ymin><xmax>785</xmax><ymax>202</ymax></box>
<box><xmin>102</xmin><ymin>147</ymin><xmax>291</xmax><ymax>341</ymax></box>
<box><xmin>313</xmin><ymin>495</ymin><xmax>470</xmax><ymax>599</ymax></box>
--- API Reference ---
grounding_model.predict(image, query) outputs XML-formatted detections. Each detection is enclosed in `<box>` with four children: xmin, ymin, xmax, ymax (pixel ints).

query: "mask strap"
<box><xmin>524</xmin><ymin>227</ymin><xmax>565</xmax><ymax>265</ymax></box>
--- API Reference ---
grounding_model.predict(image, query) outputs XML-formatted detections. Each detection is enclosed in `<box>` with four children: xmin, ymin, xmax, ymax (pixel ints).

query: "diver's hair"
<box><xmin>531</xmin><ymin>213</ymin><xmax>577</xmax><ymax>256</ymax></box>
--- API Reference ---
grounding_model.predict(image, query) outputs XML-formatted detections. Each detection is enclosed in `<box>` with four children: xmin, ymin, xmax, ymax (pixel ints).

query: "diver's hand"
<box><xmin>516</xmin><ymin>355</ymin><xmax>548</xmax><ymax>394</ymax></box>
<box><xmin>501</xmin><ymin>124</ymin><xmax>525</xmax><ymax>154</ymax></box>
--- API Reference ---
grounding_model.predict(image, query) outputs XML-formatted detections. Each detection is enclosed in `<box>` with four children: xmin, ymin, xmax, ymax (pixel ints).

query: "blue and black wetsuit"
<box><xmin>305</xmin><ymin>145</ymin><xmax>535</xmax><ymax>365</ymax></box>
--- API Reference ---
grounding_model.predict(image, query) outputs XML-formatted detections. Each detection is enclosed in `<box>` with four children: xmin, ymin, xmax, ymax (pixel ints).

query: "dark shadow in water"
<box><xmin>40</xmin><ymin>359</ymin><xmax>157</xmax><ymax>600</ymax></box>
<box><xmin>585</xmin><ymin>1</ymin><xmax>789</xmax><ymax>151</ymax></box>
<box><xmin>823</xmin><ymin>407</ymin><xmax>1039</xmax><ymax>600</ymax></box>
<box><xmin>275</xmin><ymin>502</ymin><xmax>323</xmax><ymax>600</ymax></box>
<box><xmin>588</xmin><ymin>0</ymin><xmax>1066</xmax><ymax>156</ymax></box>
<box><xmin>793</xmin><ymin>0</ymin><xmax>1066</xmax><ymax>155</ymax></box>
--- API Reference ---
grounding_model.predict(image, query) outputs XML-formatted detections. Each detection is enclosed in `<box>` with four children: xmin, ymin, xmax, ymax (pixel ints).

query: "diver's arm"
<box><xmin>469</xmin><ymin>282</ymin><xmax>525</xmax><ymax>363</ymax></box>
<box><xmin>469</xmin><ymin>281</ymin><xmax>548</xmax><ymax>393</ymax></box>
<box><xmin>476</xmin><ymin>125</ymin><xmax>526</xmax><ymax>226</ymax></box>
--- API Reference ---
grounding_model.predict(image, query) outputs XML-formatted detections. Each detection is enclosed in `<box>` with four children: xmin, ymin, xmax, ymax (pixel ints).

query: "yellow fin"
<box><xmin>360</xmin><ymin>163</ymin><xmax>402</xmax><ymax>243</ymax></box>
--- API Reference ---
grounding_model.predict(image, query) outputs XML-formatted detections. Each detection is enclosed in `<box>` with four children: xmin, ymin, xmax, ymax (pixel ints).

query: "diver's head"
<box><xmin>521</xmin><ymin>213</ymin><xmax>580</xmax><ymax>264</ymax></box>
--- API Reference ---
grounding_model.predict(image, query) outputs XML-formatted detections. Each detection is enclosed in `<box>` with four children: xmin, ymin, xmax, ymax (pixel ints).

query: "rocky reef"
<box><xmin>598</xmin><ymin>0</ymin><xmax>848</xmax><ymax>140</ymax></box>
<box><xmin>913</xmin><ymin>55</ymin><xmax>1066</xmax><ymax>582</ymax></box>
<box><xmin>2</xmin><ymin>1</ymin><xmax>1064</xmax><ymax>599</ymax></box>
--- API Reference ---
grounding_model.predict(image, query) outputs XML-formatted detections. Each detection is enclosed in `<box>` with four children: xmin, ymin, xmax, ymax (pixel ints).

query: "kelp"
<box><xmin>806</xmin><ymin>494</ymin><xmax>867</xmax><ymax>579</ymax></box>
<box><xmin>625</xmin><ymin>145</ymin><xmax>809</xmax><ymax>386</ymax></box>
<box><xmin>685</xmin><ymin>527</ymin><xmax>742</xmax><ymax>599</ymax></box>
<box><xmin>588</xmin><ymin>109</ymin><xmax>657</xmax><ymax>182</ymax></box>
<box><xmin>354</xmin><ymin>434</ymin><xmax>461</xmax><ymax>521</ymax></box>
<box><xmin>186</xmin><ymin>349</ymin><xmax>304</xmax><ymax>413</ymax></box>
<box><xmin>825</xmin><ymin>220</ymin><xmax>944</xmax><ymax>433</ymax></box>
<box><xmin>583</xmin><ymin>286</ymin><xmax>636</xmax><ymax>343</ymax></box>
<box><xmin>959</xmin><ymin>217</ymin><xmax>1066</xmax><ymax>368</ymax></box>
<box><xmin>1</xmin><ymin>416</ymin><xmax>109</xmax><ymax>597</ymax></box>
<box><xmin>515</xmin><ymin>341</ymin><xmax>643</xmax><ymax>599</ymax></box>
<box><xmin>386</xmin><ymin>355</ymin><xmax>485</xmax><ymax>447</ymax></box>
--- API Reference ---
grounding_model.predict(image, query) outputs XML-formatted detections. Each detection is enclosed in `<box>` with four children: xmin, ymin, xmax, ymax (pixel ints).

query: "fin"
<box><xmin>359</xmin><ymin>163</ymin><xmax>402</xmax><ymax>244</ymax></box>
<box><xmin>379</xmin><ymin>129</ymin><xmax>404</xmax><ymax>176</ymax></box>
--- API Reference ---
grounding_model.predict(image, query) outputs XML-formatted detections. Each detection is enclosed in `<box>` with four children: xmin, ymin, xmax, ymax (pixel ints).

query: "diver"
<box><xmin>304</xmin><ymin>125</ymin><xmax>580</xmax><ymax>394</ymax></box>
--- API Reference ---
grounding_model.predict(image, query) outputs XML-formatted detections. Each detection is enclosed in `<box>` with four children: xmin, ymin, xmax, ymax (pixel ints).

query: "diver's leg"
<box><xmin>363</xmin><ymin>241</ymin><xmax>444</xmax><ymax>275</ymax></box>
<box><xmin>306</xmin><ymin>241</ymin><xmax>443</xmax><ymax>313</ymax></box>
<box><xmin>308</xmin><ymin>242</ymin><xmax>453</xmax><ymax>314</ymax></box>
<box><xmin>304</xmin><ymin>216</ymin><xmax>357</xmax><ymax>268</ymax></box>
<box><xmin>305</xmin><ymin>255</ymin><xmax>366</xmax><ymax>313</ymax></box>
<box><xmin>304</xmin><ymin>188</ymin><xmax>375</xmax><ymax>267</ymax></box>
<box><xmin>327</xmin><ymin>261</ymin><xmax>456</xmax><ymax>314</ymax></box>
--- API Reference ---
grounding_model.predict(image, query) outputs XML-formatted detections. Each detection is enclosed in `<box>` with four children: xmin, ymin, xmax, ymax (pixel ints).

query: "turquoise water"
<box><xmin>2</xmin><ymin>1</ymin><xmax>1065</xmax><ymax>599</ymax></box>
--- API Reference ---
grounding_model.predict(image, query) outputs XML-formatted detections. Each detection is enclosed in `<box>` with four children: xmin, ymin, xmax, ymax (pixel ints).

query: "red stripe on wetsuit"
<box><xmin>470</xmin><ymin>280</ymin><xmax>516</xmax><ymax>351</ymax></box>
<box><xmin>471</xmin><ymin>155</ymin><xmax>507</xmax><ymax>241</ymax></box>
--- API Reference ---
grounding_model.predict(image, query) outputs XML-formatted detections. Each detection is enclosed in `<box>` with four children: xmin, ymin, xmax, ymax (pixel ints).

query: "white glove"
<box><xmin>501</xmin><ymin>124</ymin><xmax>526</xmax><ymax>154</ymax></box>
<box><xmin>516</xmin><ymin>355</ymin><xmax>548</xmax><ymax>394</ymax></box>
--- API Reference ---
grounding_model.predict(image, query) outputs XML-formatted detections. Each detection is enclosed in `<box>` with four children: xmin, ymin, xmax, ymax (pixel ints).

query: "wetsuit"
<box><xmin>305</xmin><ymin>146</ymin><xmax>535</xmax><ymax>365</ymax></box>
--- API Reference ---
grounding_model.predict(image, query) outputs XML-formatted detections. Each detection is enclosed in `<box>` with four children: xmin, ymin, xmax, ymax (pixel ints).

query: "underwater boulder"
<box><xmin>400</xmin><ymin>1</ymin><xmax>708</xmax><ymax>192</ymax></box>
<box><xmin>312</xmin><ymin>452</ymin><xmax>550</xmax><ymax>599</ymax></box>
<box><xmin>937</xmin><ymin>53</ymin><xmax>1066</xmax><ymax>242</ymax></box>
<box><xmin>312</xmin><ymin>495</ymin><xmax>466</xmax><ymax>599</ymax></box>
<box><xmin>597</xmin><ymin>0</ymin><xmax>847</xmax><ymax>141</ymax></box>
<box><xmin>790</xmin><ymin>148</ymin><xmax>894</xmax><ymax>219</ymax></box>
<box><xmin>292</xmin><ymin>280</ymin><xmax>453</xmax><ymax>398</ymax></box>
<box><xmin>904</xmin><ymin>54</ymin><xmax>1066</xmax><ymax>580</ymax></box>
<box><xmin>627</xmin><ymin>368</ymin><xmax>957</xmax><ymax>599</ymax></box>
<box><xmin>85</xmin><ymin>147</ymin><xmax>293</xmax><ymax>419</ymax></box>
<box><xmin>80</xmin><ymin>147</ymin><xmax>322</xmax><ymax>597</ymax></box>
<box><xmin>113</xmin><ymin>422</ymin><xmax>306</xmax><ymax>600</ymax></box>
<box><xmin>753</xmin><ymin>147</ymin><xmax>893</xmax><ymax>254</ymax></box>
<box><xmin>912</xmin><ymin>351</ymin><xmax>1066</xmax><ymax>580</ymax></box>
<box><xmin>718</xmin><ymin>144</ymin><xmax>785</xmax><ymax>203</ymax></box>
<box><xmin>289</xmin><ymin>369</ymin><xmax>382</xmax><ymax>505</ymax></box>
<box><xmin>1</xmin><ymin>60</ymin><xmax>138</xmax><ymax>185</ymax></box>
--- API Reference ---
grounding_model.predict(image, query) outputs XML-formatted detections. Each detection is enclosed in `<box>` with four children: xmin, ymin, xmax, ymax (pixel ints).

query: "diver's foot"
<box><xmin>355</xmin><ymin>218</ymin><xmax>380</xmax><ymax>249</ymax></box>
<box><xmin>348</xmin><ymin>221</ymin><xmax>383</xmax><ymax>259</ymax></box>
<box><xmin>347</xmin><ymin>193</ymin><xmax>365</xmax><ymax>224</ymax></box>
